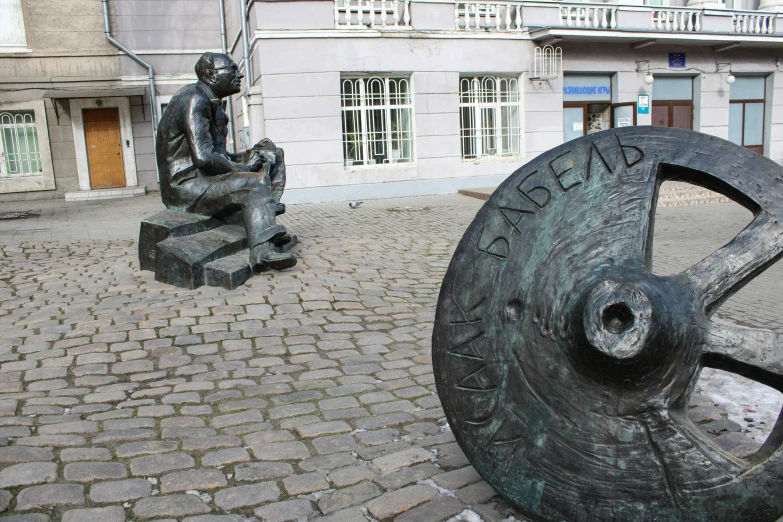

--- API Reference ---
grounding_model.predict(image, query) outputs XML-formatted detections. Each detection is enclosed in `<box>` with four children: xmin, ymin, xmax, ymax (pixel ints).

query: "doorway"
<box><xmin>651</xmin><ymin>77</ymin><xmax>694</xmax><ymax>130</ymax></box>
<box><xmin>651</xmin><ymin>101</ymin><xmax>693</xmax><ymax>130</ymax></box>
<box><xmin>84</xmin><ymin>108</ymin><xmax>125</xmax><ymax>189</ymax></box>
<box><xmin>564</xmin><ymin>102</ymin><xmax>637</xmax><ymax>142</ymax></box>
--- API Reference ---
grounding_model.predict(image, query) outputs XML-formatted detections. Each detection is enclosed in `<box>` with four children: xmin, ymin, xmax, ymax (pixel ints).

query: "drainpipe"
<box><xmin>102</xmin><ymin>0</ymin><xmax>158</xmax><ymax>144</ymax></box>
<box><xmin>218</xmin><ymin>0</ymin><xmax>236</xmax><ymax>153</ymax></box>
<box><xmin>238</xmin><ymin>0</ymin><xmax>253</xmax><ymax>141</ymax></box>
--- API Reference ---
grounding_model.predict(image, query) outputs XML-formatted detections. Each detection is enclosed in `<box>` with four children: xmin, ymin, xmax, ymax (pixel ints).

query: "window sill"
<box><xmin>0</xmin><ymin>173</ymin><xmax>55</xmax><ymax>194</ymax></box>
<box><xmin>344</xmin><ymin>161</ymin><xmax>416</xmax><ymax>170</ymax></box>
<box><xmin>462</xmin><ymin>156</ymin><xmax>522</xmax><ymax>163</ymax></box>
<box><xmin>0</xmin><ymin>47</ymin><xmax>33</xmax><ymax>55</ymax></box>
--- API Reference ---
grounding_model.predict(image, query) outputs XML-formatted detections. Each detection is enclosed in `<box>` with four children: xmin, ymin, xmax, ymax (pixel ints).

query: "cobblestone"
<box><xmin>0</xmin><ymin>195</ymin><xmax>779</xmax><ymax>521</ymax></box>
<box><xmin>89</xmin><ymin>478</ymin><xmax>152</xmax><ymax>503</ymax></box>
<box><xmin>366</xmin><ymin>483</ymin><xmax>439</xmax><ymax>519</ymax></box>
<box><xmin>0</xmin><ymin>462</ymin><xmax>56</xmax><ymax>488</ymax></box>
<box><xmin>160</xmin><ymin>469</ymin><xmax>228</xmax><ymax>493</ymax></box>
<box><xmin>213</xmin><ymin>482</ymin><xmax>279</xmax><ymax>510</ymax></box>
<box><xmin>15</xmin><ymin>484</ymin><xmax>85</xmax><ymax>511</ymax></box>
<box><xmin>130</xmin><ymin>452</ymin><xmax>195</xmax><ymax>476</ymax></box>
<box><xmin>282</xmin><ymin>471</ymin><xmax>329</xmax><ymax>495</ymax></box>
<box><xmin>61</xmin><ymin>506</ymin><xmax>126</xmax><ymax>522</ymax></box>
<box><xmin>253</xmin><ymin>498</ymin><xmax>314</xmax><ymax>521</ymax></box>
<box><xmin>133</xmin><ymin>494</ymin><xmax>211</xmax><ymax>519</ymax></box>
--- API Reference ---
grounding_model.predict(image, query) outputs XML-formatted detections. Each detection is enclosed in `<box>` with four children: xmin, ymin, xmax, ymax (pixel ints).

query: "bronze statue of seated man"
<box><xmin>155</xmin><ymin>52</ymin><xmax>296</xmax><ymax>272</ymax></box>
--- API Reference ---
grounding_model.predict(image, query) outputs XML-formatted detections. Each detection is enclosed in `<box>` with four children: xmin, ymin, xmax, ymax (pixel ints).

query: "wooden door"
<box><xmin>672</xmin><ymin>104</ymin><xmax>692</xmax><ymax>130</ymax></box>
<box><xmin>651</xmin><ymin>104</ymin><xmax>669</xmax><ymax>127</ymax></box>
<box><xmin>84</xmin><ymin>108</ymin><xmax>125</xmax><ymax>189</ymax></box>
<box><xmin>651</xmin><ymin>101</ymin><xmax>693</xmax><ymax>130</ymax></box>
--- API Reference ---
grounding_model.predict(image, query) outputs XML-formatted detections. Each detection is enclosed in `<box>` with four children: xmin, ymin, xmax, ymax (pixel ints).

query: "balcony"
<box><xmin>326</xmin><ymin>0</ymin><xmax>783</xmax><ymax>43</ymax></box>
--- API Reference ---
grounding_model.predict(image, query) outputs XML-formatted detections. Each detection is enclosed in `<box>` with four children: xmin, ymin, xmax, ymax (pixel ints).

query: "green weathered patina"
<box><xmin>433</xmin><ymin>127</ymin><xmax>783</xmax><ymax>521</ymax></box>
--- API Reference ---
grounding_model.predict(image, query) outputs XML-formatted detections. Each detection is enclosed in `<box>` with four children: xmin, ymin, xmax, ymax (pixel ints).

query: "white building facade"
<box><xmin>233</xmin><ymin>0</ymin><xmax>783</xmax><ymax>203</ymax></box>
<box><xmin>2</xmin><ymin>0</ymin><xmax>783</xmax><ymax>203</ymax></box>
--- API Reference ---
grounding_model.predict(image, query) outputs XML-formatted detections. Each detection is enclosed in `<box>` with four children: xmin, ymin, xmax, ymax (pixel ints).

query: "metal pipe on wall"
<box><xmin>238</xmin><ymin>0</ymin><xmax>253</xmax><ymax>142</ymax></box>
<box><xmin>101</xmin><ymin>0</ymin><xmax>158</xmax><ymax>144</ymax></box>
<box><xmin>218</xmin><ymin>0</ymin><xmax>237</xmax><ymax>153</ymax></box>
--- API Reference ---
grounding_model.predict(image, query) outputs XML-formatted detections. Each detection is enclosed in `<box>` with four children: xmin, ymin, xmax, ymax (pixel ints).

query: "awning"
<box><xmin>42</xmin><ymin>87</ymin><xmax>146</xmax><ymax>100</ymax></box>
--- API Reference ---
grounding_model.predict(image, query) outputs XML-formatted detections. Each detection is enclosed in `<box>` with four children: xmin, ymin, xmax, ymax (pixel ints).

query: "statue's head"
<box><xmin>195</xmin><ymin>52</ymin><xmax>243</xmax><ymax>98</ymax></box>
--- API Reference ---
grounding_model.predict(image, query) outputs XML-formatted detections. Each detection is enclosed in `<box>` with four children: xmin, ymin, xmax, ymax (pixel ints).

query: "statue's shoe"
<box><xmin>275</xmin><ymin>234</ymin><xmax>298</xmax><ymax>253</ymax></box>
<box><xmin>249</xmin><ymin>247</ymin><xmax>297</xmax><ymax>273</ymax></box>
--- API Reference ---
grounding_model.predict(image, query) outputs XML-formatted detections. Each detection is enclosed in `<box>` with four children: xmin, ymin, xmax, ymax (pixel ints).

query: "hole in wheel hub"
<box><xmin>584</xmin><ymin>280</ymin><xmax>653</xmax><ymax>360</ymax></box>
<box><xmin>602</xmin><ymin>303</ymin><xmax>635</xmax><ymax>334</ymax></box>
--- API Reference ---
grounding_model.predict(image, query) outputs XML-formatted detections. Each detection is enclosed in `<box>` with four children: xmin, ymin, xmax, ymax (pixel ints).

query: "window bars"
<box><xmin>531</xmin><ymin>45</ymin><xmax>562</xmax><ymax>81</ymax></box>
<box><xmin>341</xmin><ymin>77</ymin><xmax>414</xmax><ymax>167</ymax></box>
<box><xmin>0</xmin><ymin>111</ymin><xmax>42</xmax><ymax>177</ymax></box>
<box><xmin>459</xmin><ymin>76</ymin><xmax>521</xmax><ymax>160</ymax></box>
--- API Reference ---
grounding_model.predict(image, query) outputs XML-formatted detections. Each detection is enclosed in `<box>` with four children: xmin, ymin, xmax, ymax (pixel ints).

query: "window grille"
<box><xmin>341</xmin><ymin>77</ymin><xmax>414</xmax><ymax>167</ymax></box>
<box><xmin>460</xmin><ymin>76</ymin><xmax>521</xmax><ymax>160</ymax></box>
<box><xmin>0</xmin><ymin>111</ymin><xmax>42</xmax><ymax>177</ymax></box>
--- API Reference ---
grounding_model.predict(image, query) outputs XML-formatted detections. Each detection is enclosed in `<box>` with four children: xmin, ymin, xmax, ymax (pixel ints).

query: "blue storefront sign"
<box><xmin>638</xmin><ymin>94</ymin><xmax>650</xmax><ymax>115</ymax></box>
<box><xmin>562</xmin><ymin>75</ymin><xmax>612</xmax><ymax>102</ymax></box>
<box><xmin>668</xmin><ymin>53</ymin><xmax>686</xmax><ymax>69</ymax></box>
<box><xmin>562</xmin><ymin>85</ymin><xmax>612</xmax><ymax>97</ymax></box>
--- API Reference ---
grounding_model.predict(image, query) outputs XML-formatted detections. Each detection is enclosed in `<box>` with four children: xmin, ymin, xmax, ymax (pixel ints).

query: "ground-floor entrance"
<box><xmin>651</xmin><ymin>77</ymin><xmax>694</xmax><ymax>130</ymax></box>
<box><xmin>84</xmin><ymin>108</ymin><xmax>125</xmax><ymax>189</ymax></box>
<box><xmin>651</xmin><ymin>100</ymin><xmax>693</xmax><ymax>130</ymax></box>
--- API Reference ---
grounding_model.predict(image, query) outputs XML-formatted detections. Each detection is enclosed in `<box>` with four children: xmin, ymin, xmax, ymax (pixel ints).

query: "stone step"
<box><xmin>204</xmin><ymin>250</ymin><xmax>253</xmax><ymax>290</ymax></box>
<box><xmin>155</xmin><ymin>224</ymin><xmax>248</xmax><ymax>289</ymax></box>
<box><xmin>138</xmin><ymin>210</ymin><xmax>223</xmax><ymax>271</ymax></box>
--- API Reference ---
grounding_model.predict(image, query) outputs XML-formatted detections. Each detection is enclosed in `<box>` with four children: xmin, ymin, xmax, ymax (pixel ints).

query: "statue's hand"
<box><xmin>247</xmin><ymin>150</ymin><xmax>276</xmax><ymax>172</ymax></box>
<box><xmin>247</xmin><ymin>154</ymin><xmax>264</xmax><ymax>172</ymax></box>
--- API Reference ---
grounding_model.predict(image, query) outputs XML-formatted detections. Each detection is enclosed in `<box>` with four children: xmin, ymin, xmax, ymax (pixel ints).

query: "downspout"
<box><xmin>238</xmin><ymin>0</ymin><xmax>253</xmax><ymax>141</ymax></box>
<box><xmin>102</xmin><ymin>0</ymin><xmax>158</xmax><ymax>145</ymax></box>
<box><xmin>218</xmin><ymin>0</ymin><xmax>236</xmax><ymax>153</ymax></box>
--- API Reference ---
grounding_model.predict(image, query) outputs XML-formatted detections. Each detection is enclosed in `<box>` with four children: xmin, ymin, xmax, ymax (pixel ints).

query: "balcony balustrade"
<box><xmin>455</xmin><ymin>3</ymin><xmax>524</xmax><ymax>31</ymax></box>
<box><xmin>559</xmin><ymin>4</ymin><xmax>618</xmax><ymax>29</ymax></box>
<box><xmin>333</xmin><ymin>0</ymin><xmax>411</xmax><ymax>28</ymax></box>
<box><xmin>732</xmin><ymin>11</ymin><xmax>776</xmax><ymax>33</ymax></box>
<box><xmin>328</xmin><ymin>0</ymin><xmax>782</xmax><ymax>38</ymax></box>
<box><xmin>651</xmin><ymin>8</ymin><xmax>702</xmax><ymax>32</ymax></box>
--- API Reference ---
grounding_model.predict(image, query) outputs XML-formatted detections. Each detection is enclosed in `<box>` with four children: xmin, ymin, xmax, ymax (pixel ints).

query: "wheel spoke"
<box><xmin>640</xmin><ymin>409</ymin><xmax>744</xmax><ymax>506</ymax></box>
<box><xmin>679</xmin><ymin>212</ymin><xmax>783</xmax><ymax>315</ymax></box>
<box><xmin>700</xmin><ymin>321</ymin><xmax>783</xmax><ymax>390</ymax></box>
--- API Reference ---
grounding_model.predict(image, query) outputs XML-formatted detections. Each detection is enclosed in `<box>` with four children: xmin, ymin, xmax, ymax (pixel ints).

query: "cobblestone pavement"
<box><xmin>0</xmin><ymin>194</ymin><xmax>781</xmax><ymax>521</ymax></box>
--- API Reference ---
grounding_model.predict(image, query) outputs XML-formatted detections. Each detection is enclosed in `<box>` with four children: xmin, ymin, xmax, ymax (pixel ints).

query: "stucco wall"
<box><xmin>255</xmin><ymin>36</ymin><xmax>536</xmax><ymax>194</ymax></box>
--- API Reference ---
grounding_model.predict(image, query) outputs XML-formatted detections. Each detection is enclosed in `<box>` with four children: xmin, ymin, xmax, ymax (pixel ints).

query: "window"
<box><xmin>460</xmin><ymin>76</ymin><xmax>520</xmax><ymax>160</ymax></box>
<box><xmin>0</xmin><ymin>101</ymin><xmax>54</xmax><ymax>194</ymax></box>
<box><xmin>729</xmin><ymin>77</ymin><xmax>765</xmax><ymax>155</ymax></box>
<box><xmin>0</xmin><ymin>110</ymin><xmax>42</xmax><ymax>177</ymax></box>
<box><xmin>0</xmin><ymin>0</ymin><xmax>27</xmax><ymax>49</ymax></box>
<box><xmin>340</xmin><ymin>77</ymin><xmax>414</xmax><ymax>167</ymax></box>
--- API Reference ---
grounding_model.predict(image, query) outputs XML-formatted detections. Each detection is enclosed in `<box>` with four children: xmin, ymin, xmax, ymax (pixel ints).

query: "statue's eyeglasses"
<box><xmin>215</xmin><ymin>65</ymin><xmax>239</xmax><ymax>73</ymax></box>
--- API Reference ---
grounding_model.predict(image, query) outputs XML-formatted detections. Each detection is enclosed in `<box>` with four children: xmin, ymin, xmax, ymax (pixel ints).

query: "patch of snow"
<box><xmin>419</xmin><ymin>478</ymin><xmax>455</xmax><ymax>497</ymax></box>
<box><xmin>186</xmin><ymin>490</ymin><xmax>212</xmax><ymax>503</ymax></box>
<box><xmin>446</xmin><ymin>509</ymin><xmax>486</xmax><ymax>522</ymax></box>
<box><xmin>698</xmin><ymin>368</ymin><xmax>783</xmax><ymax>443</ymax></box>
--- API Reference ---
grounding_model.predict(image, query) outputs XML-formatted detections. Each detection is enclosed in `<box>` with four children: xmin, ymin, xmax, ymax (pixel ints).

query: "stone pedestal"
<box><xmin>138</xmin><ymin>209</ymin><xmax>297</xmax><ymax>290</ymax></box>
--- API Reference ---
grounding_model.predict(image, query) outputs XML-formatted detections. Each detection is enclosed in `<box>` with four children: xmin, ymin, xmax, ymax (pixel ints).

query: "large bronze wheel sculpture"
<box><xmin>433</xmin><ymin>127</ymin><xmax>783</xmax><ymax>521</ymax></box>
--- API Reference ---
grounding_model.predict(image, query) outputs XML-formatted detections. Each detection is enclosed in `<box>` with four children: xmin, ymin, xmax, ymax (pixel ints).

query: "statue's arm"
<box><xmin>226</xmin><ymin>151</ymin><xmax>246</xmax><ymax>162</ymax></box>
<box><xmin>185</xmin><ymin>101</ymin><xmax>251</xmax><ymax>175</ymax></box>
